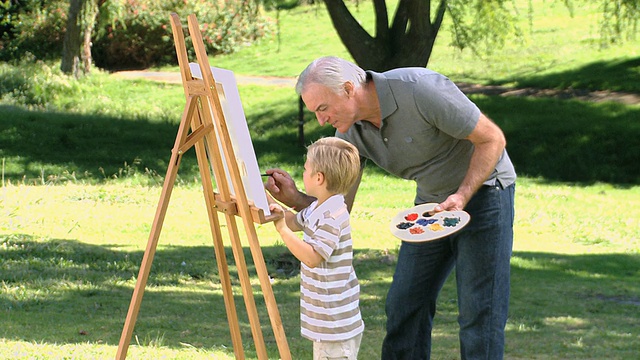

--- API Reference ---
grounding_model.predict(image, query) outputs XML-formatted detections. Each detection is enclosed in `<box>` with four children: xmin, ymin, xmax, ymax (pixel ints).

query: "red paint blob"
<box><xmin>409</xmin><ymin>227</ymin><xmax>425</xmax><ymax>234</ymax></box>
<box><xmin>405</xmin><ymin>213</ymin><xmax>419</xmax><ymax>221</ymax></box>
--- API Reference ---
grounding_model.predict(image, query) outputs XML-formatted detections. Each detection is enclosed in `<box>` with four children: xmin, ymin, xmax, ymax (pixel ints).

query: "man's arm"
<box><xmin>264</xmin><ymin>168</ymin><xmax>315</xmax><ymax>210</ymax></box>
<box><xmin>435</xmin><ymin>113</ymin><xmax>506</xmax><ymax>212</ymax></box>
<box><xmin>343</xmin><ymin>167</ymin><xmax>363</xmax><ymax>213</ymax></box>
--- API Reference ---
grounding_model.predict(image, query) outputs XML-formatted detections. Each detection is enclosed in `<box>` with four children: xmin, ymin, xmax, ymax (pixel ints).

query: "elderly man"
<box><xmin>265</xmin><ymin>56</ymin><xmax>516</xmax><ymax>360</ymax></box>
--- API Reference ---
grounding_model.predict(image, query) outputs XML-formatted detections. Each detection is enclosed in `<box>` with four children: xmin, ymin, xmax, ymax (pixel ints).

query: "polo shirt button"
<box><xmin>384</xmin><ymin>138</ymin><xmax>388</xmax><ymax>142</ymax></box>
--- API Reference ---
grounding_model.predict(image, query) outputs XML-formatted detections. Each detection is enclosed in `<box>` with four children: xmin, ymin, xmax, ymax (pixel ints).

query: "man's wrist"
<box><xmin>289</xmin><ymin>192</ymin><xmax>314</xmax><ymax>211</ymax></box>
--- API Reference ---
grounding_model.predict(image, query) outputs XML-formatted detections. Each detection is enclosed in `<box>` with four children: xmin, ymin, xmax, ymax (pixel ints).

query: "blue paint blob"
<box><xmin>396</xmin><ymin>222</ymin><xmax>414</xmax><ymax>230</ymax></box>
<box><xmin>416</xmin><ymin>218</ymin><xmax>437</xmax><ymax>226</ymax></box>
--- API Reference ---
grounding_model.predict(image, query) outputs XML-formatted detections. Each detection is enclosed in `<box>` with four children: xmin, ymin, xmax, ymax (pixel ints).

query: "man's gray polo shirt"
<box><xmin>336</xmin><ymin>68</ymin><xmax>516</xmax><ymax>204</ymax></box>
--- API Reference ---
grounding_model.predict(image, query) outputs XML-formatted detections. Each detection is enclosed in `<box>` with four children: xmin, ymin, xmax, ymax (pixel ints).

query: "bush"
<box><xmin>0</xmin><ymin>0</ymin><xmax>275</xmax><ymax>70</ymax></box>
<box><xmin>0</xmin><ymin>54</ymin><xmax>80</xmax><ymax>108</ymax></box>
<box><xmin>0</xmin><ymin>1</ymin><xmax>69</xmax><ymax>62</ymax></box>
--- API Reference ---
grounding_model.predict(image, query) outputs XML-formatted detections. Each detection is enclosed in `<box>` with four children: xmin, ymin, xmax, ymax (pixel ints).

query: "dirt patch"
<box><xmin>457</xmin><ymin>82</ymin><xmax>640</xmax><ymax>105</ymax></box>
<box><xmin>112</xmin><ymin>70</ymin><xmax>297</xmax><ymax>87</ymax></box>
<box><xmin>595</xmin><ymin>294</ymin><xmax>640</xmax><ymax>306</ymax></box>
<box><xmin>113</xmin><ymin>71</ymin><xmax>640</xmax><ymax>105</ymax></box>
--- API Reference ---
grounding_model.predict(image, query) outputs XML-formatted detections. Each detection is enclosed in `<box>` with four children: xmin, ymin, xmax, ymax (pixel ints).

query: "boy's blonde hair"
<box><xmin>306</xmin><ymin>137</ymin><xmax>360</xmax><ymax>195</ymax></box>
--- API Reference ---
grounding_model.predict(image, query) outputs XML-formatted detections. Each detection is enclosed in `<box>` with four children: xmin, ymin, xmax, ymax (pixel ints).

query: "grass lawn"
<box><xmin>1</xmin><ymin>0</ymin><xmax>639</xmax><ymax>359</ymax></box>
<box><xmin>1</xmin><ymin>178</ymin><xmax>638</xmax><ymax>359</ymax></box>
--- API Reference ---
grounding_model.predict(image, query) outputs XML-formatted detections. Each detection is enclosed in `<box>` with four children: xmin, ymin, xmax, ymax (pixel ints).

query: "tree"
<box><xmin>61</xmin><ymin>0</ymin><xmax>83</xmax><ymax>75</ymax></box>
<box><xmin>61</xmin><ymin>0</ymin><xmax>100</xmax><ymax>76</ymax></box>
<box><xmin>323</xmin><ymin>0</ymin><xmax>639</xmax><ymax>72</ymax></box>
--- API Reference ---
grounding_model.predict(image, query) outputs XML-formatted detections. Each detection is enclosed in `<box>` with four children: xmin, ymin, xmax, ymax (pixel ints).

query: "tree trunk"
<box><xmin>82</xmin><ymin>25</ymin><xmax>92</xmax><ymax>74</ymax></box>
<box><xmin>323</xmin><ymin>0</ymin><xmax>447</xmax><ymax>71</ymax></box>
<box><xmin>61</xmin><ymin>0</ymin><xmax>83</xmax><ymax>76</ymax></box>
<box><xmin>81</xmin><ymin>0</ymin><xmax>99</xmax><ymax>74</ymax></box>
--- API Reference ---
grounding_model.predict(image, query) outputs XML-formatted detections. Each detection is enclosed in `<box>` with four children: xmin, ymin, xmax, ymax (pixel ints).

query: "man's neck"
<box><xmin>358</xmin><ymin>80</ymin><xmax>382</xmax><ymax>128</ymax></box>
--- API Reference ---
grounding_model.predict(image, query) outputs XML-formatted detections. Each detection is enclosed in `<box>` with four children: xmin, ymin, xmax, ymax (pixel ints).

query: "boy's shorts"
<box><xmin>313</xmin><ymin>332</ymin><xmax>363</xmax><ymax>360</ymax></box>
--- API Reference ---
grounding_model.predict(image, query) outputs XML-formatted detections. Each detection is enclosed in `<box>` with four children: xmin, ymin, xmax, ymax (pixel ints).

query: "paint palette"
<box><xmin>390</xmin><ymin>203</ymin><xmax>470</xmax><ymax>242</ymax></box>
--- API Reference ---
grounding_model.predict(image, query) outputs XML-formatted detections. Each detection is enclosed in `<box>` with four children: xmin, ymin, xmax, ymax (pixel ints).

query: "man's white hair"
<box><xmin>295</xmin><ymin>56</ymin><xmax>367</xmax><ymax>95</ymax></box>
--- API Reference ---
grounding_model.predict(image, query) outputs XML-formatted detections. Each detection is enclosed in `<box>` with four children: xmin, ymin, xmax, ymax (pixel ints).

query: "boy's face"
<box><xmin>302</xmin><ymin>159</ymin><xmax>321</xmax><ymax>198</ymax></box>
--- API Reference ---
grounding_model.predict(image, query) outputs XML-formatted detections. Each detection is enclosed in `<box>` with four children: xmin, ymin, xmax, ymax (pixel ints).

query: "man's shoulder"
<box><xmin>376</xmin><ymin>67</ymin><xmax>444</xmax><ymax>81</ymax></box>
<box><xmin>370</xmin><ymin>68</ymin><xmax>451</xmax><ymax>99</ymax></box>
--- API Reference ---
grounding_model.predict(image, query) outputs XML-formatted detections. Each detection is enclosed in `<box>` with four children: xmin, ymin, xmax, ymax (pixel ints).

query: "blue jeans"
<box><xmin>381</xmin><ymin>183</ymin><xmax>515</xmax><ymax>360</ymax></box>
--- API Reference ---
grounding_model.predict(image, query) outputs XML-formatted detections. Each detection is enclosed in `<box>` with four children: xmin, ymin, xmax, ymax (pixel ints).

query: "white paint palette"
<box><xmin>390</xmin><ymin>203</ymin><xmax>470</xmax><ymax>242</ymax></box>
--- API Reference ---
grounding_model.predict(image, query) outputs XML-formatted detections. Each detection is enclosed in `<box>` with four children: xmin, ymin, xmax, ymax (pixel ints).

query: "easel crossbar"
<box><xmin>177</xmin><ymin>121</ymin><xmax>213</xmax><ymax>155</ymax></box>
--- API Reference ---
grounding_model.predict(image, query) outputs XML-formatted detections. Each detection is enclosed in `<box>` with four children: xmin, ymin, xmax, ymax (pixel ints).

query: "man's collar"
<box><xmin>366</xmin><ymin>70</ymin><xmax>397</xmax><ymax>120</ymax></box>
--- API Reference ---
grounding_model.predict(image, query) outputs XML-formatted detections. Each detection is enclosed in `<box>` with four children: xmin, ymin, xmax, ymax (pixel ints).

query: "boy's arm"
<box><xmin>269</xmin><ymin>203</ymin><xmax>323</xmax><ymax>268</ymax></box>
<box><xmin>275</xmin><ymin>224</ymin><xmax>324</xmax><ymax>268</ymax></box>
<box><xmin>266</xmin><ymin>192</ymin><xmax>302</xmax><ymax>231</ymax></box>
<box><xmin>282</xmin><ymin>208</ymin><xmax>301</xmax><ymax>232</ymax></box>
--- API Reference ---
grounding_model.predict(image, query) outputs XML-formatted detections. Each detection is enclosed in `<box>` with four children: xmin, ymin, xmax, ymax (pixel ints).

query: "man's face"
<box><xmin>301</xmin><ymin>83</ymin><xmax>355</xmax><ymax>134</ymax></box>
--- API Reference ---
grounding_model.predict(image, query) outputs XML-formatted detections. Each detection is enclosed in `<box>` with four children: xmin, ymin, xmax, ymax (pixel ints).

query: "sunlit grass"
<box><xmin>2</xmin><ymin>177</ymin><xmax>638</xmax><ymax>359</ymax></box>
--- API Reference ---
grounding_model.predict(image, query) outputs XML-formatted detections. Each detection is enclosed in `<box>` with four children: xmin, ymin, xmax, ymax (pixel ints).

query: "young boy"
<box><xmin>267</xmin><ymin>137</ymin><xmax>364</xmax><ymax>360</ymax></box>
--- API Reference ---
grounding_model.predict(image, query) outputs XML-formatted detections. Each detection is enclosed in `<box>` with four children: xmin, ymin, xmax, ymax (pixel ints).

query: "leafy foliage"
<box><xmin>446</xmin><ymin>0</ymin><xmax>525</xmax><ymax>55</ymax></box>
<box><xmin>0</xmin><ymin>1</ymin><xmax>69</xmax><ymax>62</ymax></box>
<box><xmin>598</xmin><ymin>0</ymin><xmax>639</xmax><ymax>46</ymax></box>
<box><xmin>321</xmin><ymin>0</ymin><xmax>639</xmax><ymax>70</ymax></box>
<box><xmin>92</xmin><ymin>0</ymin><xmax>274</xmax><ymax>69</ymax></box>
<box><xmin>0</xmin><ymin>0</ymin><xmax>275</xmax><ymax>69</ymax></box>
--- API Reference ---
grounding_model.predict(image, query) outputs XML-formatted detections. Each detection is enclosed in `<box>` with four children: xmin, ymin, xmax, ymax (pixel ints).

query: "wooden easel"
<box><xmin>115</xmin><ymin>13</ymin><xmax>291</xmax><ymax>360</ymax></box>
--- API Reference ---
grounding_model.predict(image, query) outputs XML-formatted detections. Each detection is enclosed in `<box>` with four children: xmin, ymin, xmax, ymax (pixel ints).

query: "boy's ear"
<box><xmin>315</xmin><ymin>171</ymin><xmax>325</xmax><ymax>185</ymax></box>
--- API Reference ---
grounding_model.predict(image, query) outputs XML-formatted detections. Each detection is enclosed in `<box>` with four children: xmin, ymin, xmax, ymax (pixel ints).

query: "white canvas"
<box><xmin>189</xmin><ymin>62</ymin><xmax>270</xmax><ymax>216</ymax></box>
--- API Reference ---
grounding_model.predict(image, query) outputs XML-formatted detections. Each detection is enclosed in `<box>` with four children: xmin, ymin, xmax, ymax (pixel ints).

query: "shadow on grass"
<box><xmin>506</xmin><ymin>251</ymin><xmax>640</xmax><ymax>358</ymax></box>
<box><xmin>2</xmin><ymin>86</ymin><xmax>640</xmax><ymax>186</ymax></box>
<box><xmin>0</xmin><ymin>235</ymin><xmax>391</xmax><ymax>358</ymax></box>
<box><xmin>497</xmin><ymin>57</ymin><xmax>640</xmax><ymax>93</ymax></box>
<box><xmin>0</xmin><ymin>105</ymin><xmax>201</xmax><ymax>184</ymax></box>
<box><xmin>2</xmin><ymin>236</ymin><xmax>639</xmax><ymax>358</ymax></box>
<box><xmin>510</xmin><ymin>251</ymin><xmax>640</xmax><ymax>310</ymax></box>
<box><xmin>473</xmin><ymin>95</ymin><xmax>640</xmax><ymax>185</ymax></box>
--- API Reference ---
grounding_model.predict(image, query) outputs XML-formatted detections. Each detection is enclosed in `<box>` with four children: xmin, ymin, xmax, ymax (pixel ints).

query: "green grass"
<box><xmin>1</xmin><ymin>0</ymin><xmax>639</xmax><ymax>358</ymax></box>
<box><xmin>1</xmin><ymin>180</ymin><xmax>638</xmax><ymax>359</ymax></box>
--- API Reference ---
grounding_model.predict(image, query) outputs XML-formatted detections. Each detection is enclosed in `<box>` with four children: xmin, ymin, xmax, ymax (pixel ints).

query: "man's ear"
<box><xmin>343</xmin><ymin>81</ymin><xmax>354</xmax><ymax>97</ymax></box>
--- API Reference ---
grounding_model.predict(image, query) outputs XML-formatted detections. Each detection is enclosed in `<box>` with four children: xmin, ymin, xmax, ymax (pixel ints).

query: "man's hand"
<box><xmin>264</xmin><ymin>168</ymin><xmax>315</xmax><ymax>210</ymax></box>
<box><xmin>432</xmin><ymin>193</ymin><xmax>466</xmax><ymax>213</ymax></box>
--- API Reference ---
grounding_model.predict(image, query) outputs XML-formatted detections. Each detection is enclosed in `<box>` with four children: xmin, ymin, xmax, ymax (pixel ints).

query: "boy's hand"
<box><xmin>269</xmin><ymin>203</ymin><xmax>286</xmax><ymax>231</ymax></box>
<box><xmin>269</xmin><ymin>202</ymin><xmax>284</xmax><ymax>213</ymax></box>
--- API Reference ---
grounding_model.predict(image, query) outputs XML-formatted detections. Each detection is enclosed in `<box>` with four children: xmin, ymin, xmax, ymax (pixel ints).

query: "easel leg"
<box><xmin>115</xmin><ymin>96</ymin><xmax>199</xmax><ymax>360</ymax></box>
<box><xmin>192</xmin><ymin>118</ymin><xmax>247</xmax><ymax>359</ymax></box>
<box><xmin>186</xmin><ymin>12</ymin><xmax>292</xmax><ymax>355</ymax></box>
<box><xmin>196</xmin><ymin>96</ymin><xmax>292</xmax><ymax>359</ymax></box>
<box><xmin>243</xmin><ymin>220</ymin><xmax>292</xmax><ymax>360</ymax></box>
<box><xmin>197</xmin><ymin>109</ymin><xmax>269</xmax><ymax>360</ymax></box>
<box><xmin>225</xmin><ymin>215</ymin><xmax>270</xmax><ymax>359</ymax></box>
